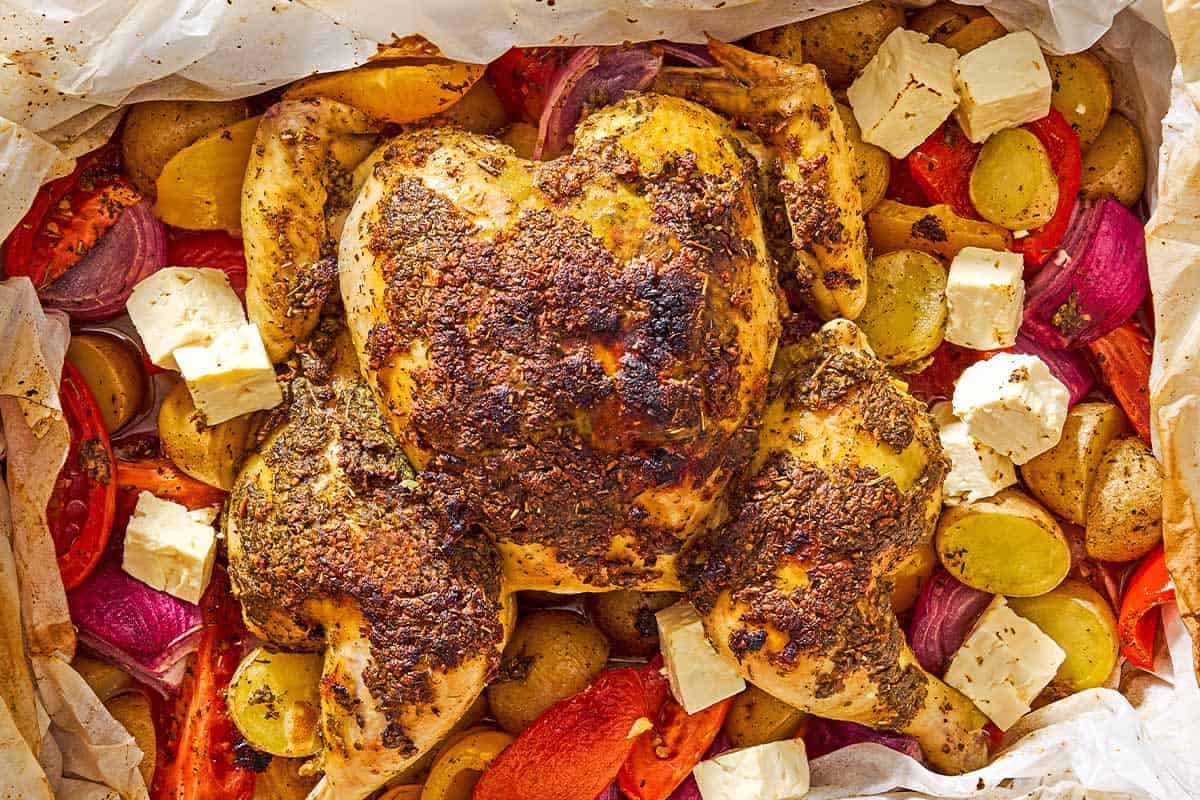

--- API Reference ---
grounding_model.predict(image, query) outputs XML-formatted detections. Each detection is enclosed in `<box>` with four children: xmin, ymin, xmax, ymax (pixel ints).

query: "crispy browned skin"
<box><xmin>682</xmin><ymin>322</ymin><xmax>989</xmax><ymax>773</ymax></box>
<box><xmin>340</xmin><ymin>93</ymin><xmax>781</xmax><ymax>591</ymax></box>
<box><xmin>225</xmin><ymin>323</ymin><xmax>511</xmax><ymax>800</ymax></box>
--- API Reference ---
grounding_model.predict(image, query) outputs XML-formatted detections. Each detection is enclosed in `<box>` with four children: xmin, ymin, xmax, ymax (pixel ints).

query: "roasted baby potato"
<box><xmin>155</xmin><ymin>115</ymin><xmax>262</xmax><ymax>233</ymax></box>
<box><xmin>1008</xmin><ymin>579</ymin><xmax>1119</xmax><ymax>697</ymax></box>
<box><xmin>66</xmin><ymin>333</ymin><xmax>146</xmax><ymax>433</ymax></box>
<box><xmin>936</xmin><ymin>488</ymin><xmax>1070</xmax><ymax>596</ymax></box>
<box><xmin>856</xmin><ymin>249</ymin><xmax>947</xmax><ymax>366</ymax></box>
<box><xmin>122</xmin><ymin>99</ymin><xmax>252</xmax><ymax>196</ymax></box>
<box><xmin>227</xmin><ymin>648</ymin><xmax>323</xmax><ymax>758</ymax></box>
<box><xmin>909</xmin><ymin>3</ymin><xmax>989</xmax><ymax>40</ymax></box>
<box><xmin>487</xmin><ymin>610</ymin><xmax>609</xmax><ymax>734</ymax></box>
<box><xmin>942</xmin><ymin>16</ymin><xmax>1008</xmax><ymax>55</ymax></box>
<box><xmin>1047</xmin><ymin>52</ymin><xmax>1113</xmax><ymax>149</ymax></box>
<box><xmin>764</xmin><ymin>2</ymin><xmax>904</xmax><ymax>88</ymax></box>
<box><xmin>501</xmin><ymin>122</ymin><xmax>538</xmax><ymax>159</ymax></box>
<box><xmin>836</xmin><ymin>102</ymin><xmax>890</xmax><ymax>211</ymax></box>
<box><xmin>1080</xmin><ymin>113</ymin><xmax>1147</xmax><ymax>208</ymax></box>
<box><xmin>73</xmin><ymin>655</ymin><xmax>136</xmax><ymax>702</ymax></box>
<box><xmin>158</xmin><ymin>380</ymin><xmax>255</xmax><ymax>491</ymax></box>
<box><xmin>251</xmin><ymin>756</ymin><xmax>320</xmax><ymax>800</ymax></box>
<box><xmin>748</xmin><ymin>23</ymin><xmax>805</xmax><ymax>64</ymax></box>
<box><xmin>587</xmin><ymin>589</ymin><xmax>679</xmax><ymax>657</ymax></box>
<box><xmin>969</xmin><ymin>128</ymin><xmax>1059</xmax><ymax>230</ymax></box>
<box><xmin>105</xmin><ymin>692</ymin><xmax>157</xmax><ymax>787</ymax></box>
<box><xmin>724</xmin><ymin>685</ymin><xmax>807</xmax><ymax>748</ymax></box>
<box><xmin>420</xmin><ymin>727</ymin><xmax>514</xmax><ymax>800</ymax></box>
<box><xmin>1020</xmin><ymin>402</ymin><xmax>1129</xmax><ymax>525</ymax></box>
<box><xmin>888</xmin><ymin>535</ymin><xmax>938</xmax><ymax>614</ymax></box>
<box><xmin>284</xmin><ymin>61</ymin><xmax>485</xmax><ymax>124</ymax></box>
<box><xmin>1085</xmin><ymin>437</ymin><xmax>1164</xmax><ymax>562</ymax></box>
<box><xmin>424</xmin><ymin>79</ymin><xmax>508</xmax><ymax>135</ymax></box>
<box><xmin>868</xmin><ymin>200</ymin><xmax>1013</xmax><ymax>260</ymax></box>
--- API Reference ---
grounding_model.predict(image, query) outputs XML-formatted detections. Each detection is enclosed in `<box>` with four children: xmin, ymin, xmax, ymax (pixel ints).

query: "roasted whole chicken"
<box><xmin>226</xmin><ymin>40</ymin><xmax>988</xmax><ymax>799</ymax></box>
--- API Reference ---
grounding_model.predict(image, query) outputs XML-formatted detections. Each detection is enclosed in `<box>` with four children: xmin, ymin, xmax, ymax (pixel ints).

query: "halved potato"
<box><xmin>587</xmin><ymin>589</ymin><xmax>679</xmax><ymax>657</ymax></box>
<box><xmin>868</xmin><ymin>200</ymin><xmax>1013</xmax><ymax>260</ymax></box>
<box><xmin>724</xmin><ymin>685</ymin><xmax>806</xmax><ymax>748</ymax></box>
<box><xmin>969</xmin><ymin>128</ymin><xmax>1059</xmax><ymax>230</ymax></box>
<box><xmin>502</xmin><ymin>123</ymin><xmax>539</xmax><ymax>160</ymax></box>
<box><xmin>122</xmin><ymin>100</ymin><xmax>252</xmax><ymax>196</ymax></box>
<box><xmin>1085</xmin><ymin>437</ymin><xmax>1164</xmax><ymax>562</ymax></box>
<box><xmin>1020</xmin><ymin>402</ymin><xmax>1129</xmax><ymax>525</ymax></box>
<box><xmin>73</xmin><ymin>656</ymin><xmax>135</xmax><ymax>703</ymax></box>
<box><xmin>936</xmin><ymin>488</ymin><xmax>1069</xmax><ymax>596</ymax></box>
<box><xmin>1047</xmin><ymin>52</ymin><xmax>1113</xmax><ymax>150</ymax></box>
<box><xmin>942</xmin><ymin>17</ymin><xmax>1007</xmax><ymax>55</ymax></box>
<box><xmin>776</xmin><ymin>2</ymin><xmax>905</xmax><ymax>88</ymax></box>
<box><xmin>423</xmin><ymin>80</ymin><xmax>507</xmax><ymax>135</ymax></box>
<box><xmin>66</xmin><ymin>333</ymin><xmax>146</xmax><ymax>433</ymax></box>
<box><xmin>1008</xmin><ymin>579</ymin><xmax>1118</xmax><ymax>697</ymax></box>
<box><xmin>158</xmin><ymin>380</ymin><xmax>255</xmax><ymax>491</ymax></box>
<box><xmin>1080</xmin><ymin>113</ymin><xmax>1147</xmax><ymax>208</ymax></box>
<box><xmin>227</xmin><ymin>648</ymin><xmax>323</xmax><ymax>758</ymax></box>
<box><xmin>420</xmin><ymin>727</ymin><xmax>514</xmax><ymax>800</ymax></box>
<box><xmin>909</xmin><ymin>3</ymin><xmax>988</xmax><ymax>40</ymax></box>
<box><xmin>155</xmin><ymin>115</ymin><xmax>262</xmax><ymax>232</ymax></box>
<box><xmin>284</xmin><ymin>61</ymin><xmax>485</xmax><ymax>124</ymax></box>
<box><xmin>888</xmin><ymin>535</ymin><xmax>938</xmax><ymax>614</ymax></box>
<box><xmin>856</xmin><ymin>249</ymin><xmax>947</xmax><ymax>366</ymax></box>
<box><xmin>250</xmin><ymin>756</ymin><xmax>320</xmax><ymax>800</ymax></box>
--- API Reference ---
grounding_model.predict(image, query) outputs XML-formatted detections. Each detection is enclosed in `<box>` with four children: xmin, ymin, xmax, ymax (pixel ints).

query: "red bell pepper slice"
<box><xmin>487</xmin><ymin>47</ymin><xmax>567</xmax><ymax>124</ymax></box>
<box><xmin>116</xmin><ymin>458</ymin><xmax>227</xmax><ymax>513</ymax></box>
<box><xmin>902</xmin><ymin>341</ymin><xmax>1011</xmax><ymax>405</ymax></box>
<box><xmin>885</xmin><ymin>156</ymin><xmax>929</xmax><ymax>206</ymax></box>
<box><xmin>906</xmin><ymin>121</ymin><xmax>982</xmax><ymax>220</ymax></box>
<box><xmin>45</xmin><ymin>361</ymin><xmax>117</xmax><ymax>590</ymax></box>
<box><xmin>1087</xmin><ymin>320</ymin><xmax>1153</xmax><ymax>444</ymax></box>
<box><xmin>166</xmin><ymin>231</ymin><xmax>247</xmax><ymax>297</ymax></box>
<box><xmin>1118</xmin><ymin>546</ymin><xmax>1175</xmax><ymax>671</ymax></box>
<box><xmin>474</xmin><ymin>663</ymin><xmax>669</xmax><ymax>800</ymax></box>
<box><xmin>617</xmin><ymin>696</ymin><xmax>732</xmax><ymax>800</ymax></box>
<box><xmin>151</xmin><ymin>570</ymin><xmax>256</xmax><ymax>800</ymax></box>
<box><xmin>3</xmin><ymin>145</ymin><xmax>140</xmax><ymax>287</ymax></box>
<box><xmin>1017</xmin><ymin>109</ymin><xmax>1083</xmax><ymax>268</ymax></box>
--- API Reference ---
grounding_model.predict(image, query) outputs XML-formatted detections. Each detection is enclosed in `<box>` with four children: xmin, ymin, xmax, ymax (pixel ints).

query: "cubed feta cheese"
<box><xmin>847</xmin><ymin>29</ymin><xmax>959</xmax><ymax>158</ymax></box>
<box><xmin>944</xmin><ymin>247</ymin><xmax>1025</xmax><ymax>350</ymax></box>
<box><xmin>174</xmin><ymin>323</ymin><xmax>282</xmax><ymax>425</ymax></box>
<box><xmin>944</xmin><ymin>596</ymin><xmax>1066</xmax><ymax>730</ymax></box>
<box><xmin>126</xmin><ymin>267</ymin><xmax>246</xmax><ymax>370</ymax></box>
<box><xmin>693</xmin><ymin>739</ymin><xmax>810</xmax><ymax>800</ymax></box>
<box><xmin>655</xmin><ymin>602</ymin><xmax>746</xmax><ymax>714</ymax></box>
<box><xmin>932</xmin><ymin>402</ymin><xmax>1016</xmax><ymax>504</ymax></box>
<box><xmin>953</xmin><ymin>32</ymin><xmax>1052</xmax><ymax>142</ymax></box>
<box><xmin>123</xmin><ymin>491</ymin><xmax>218</xmax><ymax>604</ymax></box>
<box><xmin>952</xmin><ymin>353</ymin><xmax>1069</xmax><ymax>464</ymax></box>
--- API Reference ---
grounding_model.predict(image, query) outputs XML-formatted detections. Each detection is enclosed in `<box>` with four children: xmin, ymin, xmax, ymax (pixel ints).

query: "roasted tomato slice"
<box><xmin>487</xmin><ymin>47</ymin><xmax>566</xmax><ymax>123</ymax></box>
<box><xmin>166</xmin><ymin>230</ymin><xmax>247</xmax><ymax>297</ymax></box>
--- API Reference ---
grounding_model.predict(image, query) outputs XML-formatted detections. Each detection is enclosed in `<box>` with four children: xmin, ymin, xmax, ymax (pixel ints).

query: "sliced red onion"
<box><xmin>39</xmin><ymin>199</ymin><xmax>166</xmax><ymax>322</ymax></box>
<box><xmin>803</xmin><ymin>717</ymin><xmax>923</xmax><ymax>763</ymax></box>
<box><xmin>535</xmin><ymin>45</ymin><xmax>663</xmax><ymax>160</ymax></box>
<box><xmin>907</xmin><ymin>567</ymin><xmax>991</xmax><ymax>676</ymax></box>
<box><xmin>1013</xmin><ymin>332</ymin><xmax>1095</xmax><ymax>406</ymax></box>
<box><xmin>656</xmin><ymin>42</ymin><xmax>717</xmax><ymax>67</ymax></box>
<box><xmin>1062</xmin><ymin>523</ymin><xmax>1125</xmax><ymax>610</ymax></box>
<box><xmin>667</xmin><ymin>731</ymin><xmax>731</xmax><ymax>800</ymax></box>
<box><xmin>68</xmin><ymin>557</ymin><xmax>203</xmax><ymax>696</ymax></box>
<box><xmin>1022</xmin><ymin>197</ymin><xmax>1149</xmax><ymax>350</ymax></box>
<box><xmin>594</xmin><ymin>784</ymin><xmax>622</xmax><ymax>800</ymax></box>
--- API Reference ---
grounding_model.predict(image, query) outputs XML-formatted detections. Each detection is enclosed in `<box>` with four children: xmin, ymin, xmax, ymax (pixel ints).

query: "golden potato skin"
<box><xmin>1020</xmin><ymin>402</ymin><xmax>1129</xmax><ymax>525</ymax></box>
<box><xmin>724</xmin><ymin>685</ymin><xmax>806</xmax><ymax>748</ymax></box>
<box><xmin>942</xmin><ymin>17</ymin><xmax>1007</xmax><ymax>55</ymax></box>
<box><xmin>1080</xmin><ymin>113</ymin><xmax>1147</xmax><ymax>208</ymax></box>
<box><xmin>587</xmin><ymin>589</ymin><xmax>679</xmax><ymax>656</ymax></box>
<box><xmin>1085</xmin><ymin>437</ymin><xmax>1164</xmax><ymax>562</ymax></box>
<box><xmin>909</xmin><ymin>3</ymin><xmax>988</xmax><ymax>40</ymax></box>
<box><xmin>122</xmin><ymin>99</ymin><xmax>252</xmax><ymax>196</ymax></box>
<box><xmin>66</xmin><ymin>333</ymin><xmax>146</xmax><ymax>433</ymax></box>
<box><xmin>1047</xmin><ymin>53</ymin><xmax>1113</xmax><ymax>150</ymax></box>
<box><xmin>158</xmin><ymin>380</ymin><xmax>254</xmax><ymax>491</ymax></box>
<box><xmin>784</xmin><ymin>2</ymin><xmax>905</xmax><ymax>88</ymax></box>
<box><xmin>487</xmin><ymin>610</ymin><xmax>609</xmax><ymax>734</ymax></box>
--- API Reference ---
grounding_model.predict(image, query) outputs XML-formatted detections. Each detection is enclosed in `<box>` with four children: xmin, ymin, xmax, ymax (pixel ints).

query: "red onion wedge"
<box><xmin>803</xmin><ymin>717</ymin><xmax>923</xmax><ymax>763</ymax></box>
<box><xmin>907</xmin><ymin>567</ymin><xmax>992</xmax><ymax>676</ymax></box>
<box><xmin>535</xmin><ymin>45</ymin><xmax>663</xmax><ymax>160</ymax></box>
<box><xmin>1014</xmin><ymin>331</ymin><xmax>1095</xmax><ymax>406</ymax></box>
<box><xmin>656</xmin><ymin>42</ymin><xmax>717</xmax><ymax>67</ymax></box>
<box><xmin>667</xmin><ymin>731</ymin><xmax>731</xmax><ymax>800</ymax></box>
<box><xmin>1022</xmin><ymin>196</ymin><xmax>1149</xmax><ymax>350</ymax></box>
<box><xmin>39</xmin><ymin>199</ymin><xmax>166</xmax><ymax>322</ymax></box>
<box><xmin>68</xmin><ymin>557</ymin><xmax>203</xmax><ymax>696</ymax></box>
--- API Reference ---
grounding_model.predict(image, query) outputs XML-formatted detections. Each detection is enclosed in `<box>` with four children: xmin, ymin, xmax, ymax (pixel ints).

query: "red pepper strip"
<box><xmin>885</xmin><ymin>156</ymin><xmax>929</xmax><ymax>206</ymax></box>
<box><xmin>45</xmin><ymin>361</ymin><xmax>118</xmax><ymax>590</ymax></box>
<box><xmin>617</xmin><ymin>696</ymin><xmax>732</xmax><ymax>800</ymax></box>
<box><xmin>486</xmin><ymin>47</ymin><xmax>567</xmax><ymax>124</ymax></box>
<box><xmin>3</xmin><ymin>145</ymin><xmax>140</xmax><ymax>287</ymax></box>
<box><xmin>474</xmin><ymin>663</ymin><xmax>669</xmax><ymax>800</ymax></box>
<box><xmin>1087</xmin><ymin>321</ymin><xmax>1153</xmax><ymax>444</ymax></box>
<box><xmin>907</xmin><ymin>121</ymin><xmax>982</xmax><ymax>220</ymax></box>
<box><xmin>902</xmin><ymin>341</ymin><xmax>1011</xmax><ymax>405</ymax></box>
<box><xmin>166</xmin><ymin>231</ymin><xmax>247</xmax><ymax>297</ymax></box>
<box><xmin>1018</xmin><ymin>109</ymin><xmax>1083</xmax><ymax>269</ymax></box>
<box><xmin>115</xmin><ymin>458</ymin><xmax>228</xmax><ymax>517</ymax></box>
<box><xmin>1118</xmin><ymin>546</ymin><xmax>1175</xmax><ymax>671</ymax></box>
<box><xmin>151</xmin><ymin>570</ymin><xmax>256</xmax><ymax>800</ymax></box>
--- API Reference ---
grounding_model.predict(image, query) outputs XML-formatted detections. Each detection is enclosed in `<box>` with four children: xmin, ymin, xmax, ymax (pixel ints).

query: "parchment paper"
<box><xmin>0</xmin><ymin>1</ymin><xmax>1197</xmax><ymax>798</ymax></box>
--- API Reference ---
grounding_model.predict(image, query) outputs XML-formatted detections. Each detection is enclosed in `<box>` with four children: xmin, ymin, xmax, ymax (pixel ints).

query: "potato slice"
<box><xmin>773</xmin><ymin>2</ymin><xmax>905</xmax><ymax>88</ymax></box>
<box><xmin>868</xmin><ymin>200</ymin><xmax>1013</xmax><ymax>260</ymax></box>
<box><xmin>836</xmin><ymin>102</ymin><xmax>890</xmax><ymax>211</ymax></box>
<box><xmin>105</xmin><ymin>692</ymin><xmax>156</xmax><ymax>787</ymax></box>
<box><xmin>284</xmin><ymin>61</ymin><xmax>485</xmax><ymax>124</ymax></box>
<box><xmin>1080</xmin><ymin>113</ymin><xmax>1147</xmax><ymax>208</ymax></box>
<box><xmin>158</xmin><ymin>380</ymin><xmax>255</xmax><ymax>491</ymax></box>
<box><xmin>122</xmin><ymin>100</ymin><xmax>252</xmax><ymax>196</ymax></box>
<box><xmin>1020</xmin><ymin>402</ymin><xmax>1129</xmax><ymax>525</ymax></box>
<box><xmin>250</xmin><ymin>756</ymin><xmax>320</xmax><ymax>800</ymax></box>
<box><xmin>1047</xmin><ymin>53</ymin><xmax>1113</xmax><ymax>150</ymax></box>
<box><xmin>942</xmin><ymin>17</ymin><xmax>1008</xmax><ymax>55</ymax></box>
<box><xmin>1008</xmin><ymin>579</ymin><xmax>1118</xmax><ymax>697</ymax></box>
<box><xmin>936</xmin><ymin>488</ymin><xmax>1069</xmax><ymax>596</ymax></box>
<box><xmin>1085</xmin><ymin>437</ymin><xmax>1164</xmax><ymax>562</ymax></box>
<box><xmin>227</xmin><ymin>648</ymin><xmax>323</xmax><ymax>758</ymax></box>
<box><xmin>969</xmin><ymin>128</ymin><xmax>1059</xmax><ymax>230</ymax></box>
<box><xmin>155</xmin><ymin>115</ymin><xmax>262</xmax><ymax>233</ymax></box>
<box><xmin>724</xmin><ymin>685</ymin><xmax>807</xmax><ymax>748</ymax></box>
<box><xmin>856</xmin><ymin>249</ymin><xmax>947</xmax><ymax>366</ymax></box>
<box><xmin>67</xmin><ymin>333</ymin><xmax>146</xmax><ymax>433</ymax></box>
<box><xmin>420</xmin><ymin>727</ymin><xmax>514</xmax><ymax>800</ymax></box>
<box><xmin>888</xmin><ymin>535</ymin><xmax>938</xmax><ymax>614</ymax></box>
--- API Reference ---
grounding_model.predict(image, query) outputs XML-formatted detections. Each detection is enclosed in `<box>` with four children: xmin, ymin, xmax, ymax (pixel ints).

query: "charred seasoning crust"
<box><xmin>226</xmin><ymin>342</ymin><xmax>504</xmax><ymax>748</ymax></box>
<box><xmin>358</xmin><ymin>113</ymin><xmax>773</xmax><ymax>586</ymax></box>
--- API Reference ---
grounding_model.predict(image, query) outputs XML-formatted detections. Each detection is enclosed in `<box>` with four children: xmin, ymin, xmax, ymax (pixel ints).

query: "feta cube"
<box><xmin>655</xmin><ymin>602</ymin><xmax>746</xmax><ymax>714</ymax></box>
<box><xmin>693</xmin><ymin>739</ymin><xmax>810</xmax><ymax>800</ymax></box>
<box><xmin>126</xmin><ymin>267</ymin><xmax>246</xmax><ymax>370</ymax></box>
<box><xmin>952</xmin><ymin>353</ymin><xmax>1069</xmax><ymax>464</ymax></box>
<box><xmin>945</xmin><ymin>247</ymin><xmax>1025</xmax><ymax>350</ymax></box>
<box><xmin>174</xmin><ymin>323</ymin><xmax>282</xmax><ymax>425</ymax></box>
<box><xmin>944</xmin><ymin>596</ymin><xmax>1066</xmax><ymax>730</ymax></box>
<box><xmin>932</xmin><ymin>402</ymin><xmax>1016</xmax><ymax>504</ymax></box>
<box><xmin>847</xmin><ymin>29</ymin><xmax>959</xmax><ymax>158</ymax></box>
<box><xmin>123</xmin><ymin>491</ymin><xmax>218</xmax><ymax>604</ymax></box>
<box><xmin>953</xmin><ymin>32</ymin><xmax>1052</xmax><ymax>142</ymax></box>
